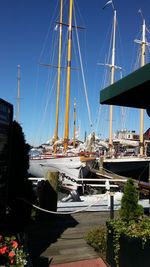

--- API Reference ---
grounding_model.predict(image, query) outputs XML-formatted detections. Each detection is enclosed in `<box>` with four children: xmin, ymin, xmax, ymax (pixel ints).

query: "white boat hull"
<box><xmin>28</xmin><ymin>156</ymin><xmax>84</xmax><ymax>178</ymax></box>
<box><xmin>28</xmin><ymin>155</ymin><xmax>94</xmax><ymax>180</ymax></box>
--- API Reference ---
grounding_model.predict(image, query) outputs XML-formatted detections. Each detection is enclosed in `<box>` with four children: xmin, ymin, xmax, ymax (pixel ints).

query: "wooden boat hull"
<box><xmin>103</xmin><ymin>157</ymin><xmax>150</xmax><ymax>182</ymax></box>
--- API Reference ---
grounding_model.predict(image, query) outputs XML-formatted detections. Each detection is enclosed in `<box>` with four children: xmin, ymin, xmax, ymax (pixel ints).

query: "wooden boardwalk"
<box><xmin>26</xmin><ymin>211</ymin><xmax>114</xmax><ymax>267</ymax></box>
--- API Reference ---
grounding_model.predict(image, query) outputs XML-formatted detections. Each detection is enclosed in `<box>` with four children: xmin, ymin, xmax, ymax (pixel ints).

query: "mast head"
<box><xmin>138</xmin><ymin>8</ymin><xmax>145</xmax><ymax>24</ymax></box>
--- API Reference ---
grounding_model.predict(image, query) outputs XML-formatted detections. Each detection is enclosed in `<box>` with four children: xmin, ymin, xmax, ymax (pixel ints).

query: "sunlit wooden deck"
<box><xmin>26</xmin><ymin>211</ymin><xmax>114</xmax><ymax>266</ymax></box>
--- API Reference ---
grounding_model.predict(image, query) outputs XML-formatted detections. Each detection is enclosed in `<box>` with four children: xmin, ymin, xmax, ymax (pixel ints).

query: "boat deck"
<box><xmin>25</xmin><ymin>211</ymin><xmax>114</xmax><ymax>266</ymax></box>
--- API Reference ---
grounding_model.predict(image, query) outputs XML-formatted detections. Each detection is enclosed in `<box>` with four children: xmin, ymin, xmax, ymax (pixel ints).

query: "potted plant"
<box><xmin>106</xmin><ymin>178</ymin><xmax>150</xmax><ymax>267</ymax></box>
<box><xmin>0</xmin><ymin>235</ymin><xmax>28</xmax><ymax>266</ymax></box>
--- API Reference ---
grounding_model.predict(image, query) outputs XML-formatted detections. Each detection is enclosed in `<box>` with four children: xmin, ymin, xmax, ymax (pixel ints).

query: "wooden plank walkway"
<box><xmin>25</xmin><ymin>211</ymin><xmax>114</xmax><ymax>267</ymax></box>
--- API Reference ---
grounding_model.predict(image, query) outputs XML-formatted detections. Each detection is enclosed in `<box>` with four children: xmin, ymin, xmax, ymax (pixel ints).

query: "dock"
<box><xmin>25</xmin><ymin>211</ymin><xmax>114</xmax><ymax>266</ymax></box>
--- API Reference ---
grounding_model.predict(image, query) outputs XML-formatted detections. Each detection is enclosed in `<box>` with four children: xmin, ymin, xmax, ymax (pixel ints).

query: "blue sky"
<box><xmin>0</xmin><ymin>0</ymin><xmax>150</xmax><ymax>146</ymax></box>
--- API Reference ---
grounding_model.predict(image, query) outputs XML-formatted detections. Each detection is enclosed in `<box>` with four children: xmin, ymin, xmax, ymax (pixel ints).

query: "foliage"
<box><xmin>7</xmin><ymin>121</ymin><xmax>36</xmax><ymax>230</ymax></box>
<box><xmin>126</xmin><ymin>217</ymin><xmax>150</xmax><ymax>242</ymax></box>
<box><xmin>107</xmin><ymin>217</ymin><xmax>150</xmax><ymax>266</ymax></box>
<box><xmin>85</xmin><ymin>179</ymin><xmax>150</xmax><ymax>267</ymax></box>
<box><xmin>107</xmin><ymin>178</ymin><xmax>150</xmax><ymax>267</ymax></box>
<box><xmin>85</xmin><ymin>226</ymin><xmax>107</xmax><ymax>259</ymax></box>
<box><xmin>119</xmin><ymin>178</ymin><xmax>144</xmax><ymax>222</ymax></box>
<box><xmin>0</xmin><ymin>235</ymin><xmax>27</xmax><ymax>266</ymax></box>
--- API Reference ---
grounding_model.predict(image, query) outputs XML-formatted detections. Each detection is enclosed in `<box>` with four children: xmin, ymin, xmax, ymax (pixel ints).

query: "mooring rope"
<box><xmin>19</xmin><ymin>191</ymin><xmax>109</xmax><ymax>215</ymax></box>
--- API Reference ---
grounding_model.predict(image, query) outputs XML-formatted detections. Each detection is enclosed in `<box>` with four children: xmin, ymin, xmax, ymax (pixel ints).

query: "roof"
<box><xmin>100</xmin><ymin>63</ymin><xmax>150</xmax><ymax>110</ymax></box>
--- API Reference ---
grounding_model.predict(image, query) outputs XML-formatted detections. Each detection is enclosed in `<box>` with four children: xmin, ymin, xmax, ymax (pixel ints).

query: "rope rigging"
<box><xmin>73</xmin><ymin>5</ymin><xmax>93</xmax><ymax>128</ymax></box>
<box><xmin>19</xmin><ymin>191</ymin><xmax>109</xmax><ymax>215</ymax></box>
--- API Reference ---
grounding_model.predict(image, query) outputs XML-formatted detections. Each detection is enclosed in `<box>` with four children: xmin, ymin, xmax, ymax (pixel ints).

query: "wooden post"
<box><xmin>37</xmin><ymin>171</ymin><xmax>58</xmax><ymax>218</ymax></box>
<box><xmin>149</xmin><ymin>162</ymin><xmax>150</xmax><ymax>183</ymax></box>
<box><xmin>99</xmin><ymin>156</ymin><xmax>104</xmax><ymax>174</ymax></box>
<box><xmin>110</xmin><ymin>192</ymin><xmax>114</xmax><ymax>219</ymax></box>
<box><xmin>149</xmin><ymin>190</ymin><xmax>150</xmax><ymax>215</ymax></box>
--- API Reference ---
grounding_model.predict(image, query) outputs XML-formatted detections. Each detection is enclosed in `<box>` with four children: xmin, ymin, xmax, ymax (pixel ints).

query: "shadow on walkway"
<box><xmin>25</xmin><ymin>213</ymin><xmax>78</xmax><ymax>267</ymax></box>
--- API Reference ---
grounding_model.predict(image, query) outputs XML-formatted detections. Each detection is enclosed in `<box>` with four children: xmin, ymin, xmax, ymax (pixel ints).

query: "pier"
<box><xmin>25</xmin><ymin>211</ymin><xmax>113</xmax><ymax>266</ymax></box>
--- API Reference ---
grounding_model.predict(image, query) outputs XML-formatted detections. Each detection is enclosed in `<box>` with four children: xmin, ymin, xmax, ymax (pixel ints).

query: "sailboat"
<box><xmin>99</xmin><ymin>7</ymin><xmax>150</xmax><ymax>182</ymax></box>
<box><xmin>28</xmin><ymin>0</ymin><xmax>96</xmax><ymax>180</ymax></box>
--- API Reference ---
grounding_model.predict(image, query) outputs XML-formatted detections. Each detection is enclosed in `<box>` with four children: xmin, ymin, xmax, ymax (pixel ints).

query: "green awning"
<box><xmin>100</xmin><ymin>63</ymin><xmax>150</xmax><ymax>109</ymax></box>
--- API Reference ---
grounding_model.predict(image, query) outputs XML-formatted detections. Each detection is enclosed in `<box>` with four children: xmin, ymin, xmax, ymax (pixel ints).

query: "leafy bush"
<box><xmin>85</xmin><ymin>226</ymin><xmax>106</xmax><ymax>259</ymax></box>
<box><xmin>119</xmin><ymin>178</ymin><xmax>144</xmax><ymax>222</ymax></box>
<box><xmin>7</xmin><ymin>121</ymin><xmax>36</xmax><ymax>230</ymax></box>
<box><xmin>107</xmin><ymin>217</ymin><xmax>150</xmax><ymax>266</ymax></box>
<box><xmin>86</xmin><ymin>179</ymin><xmax>150</xmax><ymax>267</ymax></box>
<box><xmin>107</xmin><ymin>178</ymin><xmax>150</xmax><ymax>267</ymax></box>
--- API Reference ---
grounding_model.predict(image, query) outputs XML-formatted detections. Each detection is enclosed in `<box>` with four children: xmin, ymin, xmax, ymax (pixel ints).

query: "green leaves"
<box><xmin>85</xmin><ymin>226</ymin><xmax>107</xmax><ymax>259</ymax></box>
<box><xmin>119</xmin><ymin>178</ymin><xmax>144</xmax><ymax>222</ymax></box>
<box><xmin>106</xmin><ymin>179</ymin><xmax>150</xmax><ymax>266</ymax></box>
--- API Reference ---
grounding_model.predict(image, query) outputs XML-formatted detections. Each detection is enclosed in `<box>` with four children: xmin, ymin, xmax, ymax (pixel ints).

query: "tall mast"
<box><xmin>109</xmin><ymin>10</ymin><xmax>117</xmax><ymax>155</ymax></box>
<box><xmin>98</xmin><ymin>9</ymin><xmax>119</xmax><ymax>155</ymax></box>
<box><xmin>54</xmin><ymin>0</ymin><xmax>63</xmax><ymax>152</ymax></box>
<box><xmin>64</xmin><ymin>0</ymin><xmax>73</xmax><ymax>152</ymax></box>
<box><xmin>135</xmin><ymin>18</ymin><xmax>149</xmax><ymax>156</ymax></box>
<box><xmin>16</xmin><ymin>64</ymin><xmax>21</xmax><ymax>123</ymax></box>
<box><xmin>73</xmin><ymin>98</ymin><xmax>76</xmax><ymax>148</ymax></box>
<box><xmin>139</xmin><ymin>20</ymin><xmax>146</xmax><ymax>156</ymax></box>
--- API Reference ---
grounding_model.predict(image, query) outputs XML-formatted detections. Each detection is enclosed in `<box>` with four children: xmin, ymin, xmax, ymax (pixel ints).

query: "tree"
<box><xmin>119</xmin><ymin>178</ymin><xmax>144</xmax><ymax>222</ymax></box>
<box><xmin>7</xmin><ymin>121</ymin><xmax>35</xmax><ymax>231</ymax></box>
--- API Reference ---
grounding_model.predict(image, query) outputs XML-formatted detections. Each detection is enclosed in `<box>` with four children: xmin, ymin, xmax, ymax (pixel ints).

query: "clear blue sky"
<box><xmin>0</xmin><ymin>0</ymin><xmax>150</xmax><ymax>146</ymax></box>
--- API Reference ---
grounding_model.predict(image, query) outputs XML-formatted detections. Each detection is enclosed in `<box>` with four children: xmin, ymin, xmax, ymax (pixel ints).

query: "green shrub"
<box><xmin>107</xmin><ymin>178</ymin><xmax>149</xmax><ymax>267</ymax></box>
<box><xmin>85</xmin><ymin>226</ymin><xmax>107</xmax><ymax>259</ymax></box>
<box><xmin>86</xmin><ymin>179</ymin><xmax>149</xmax><ymax>267</ymax></box>
<box><xmin>107</xmin><ymin>217</ymin><xmax>150</xmax><ymax>266</ymax></box>
<box><xmin>119</xmin><ymin>178</ymin><xmax>144</xmax><ymax>222</ymax></box>
<box><xmin>7</xmin><ymin>121</ymin><xmax>36</xmax><ymax>231</ymax></box>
